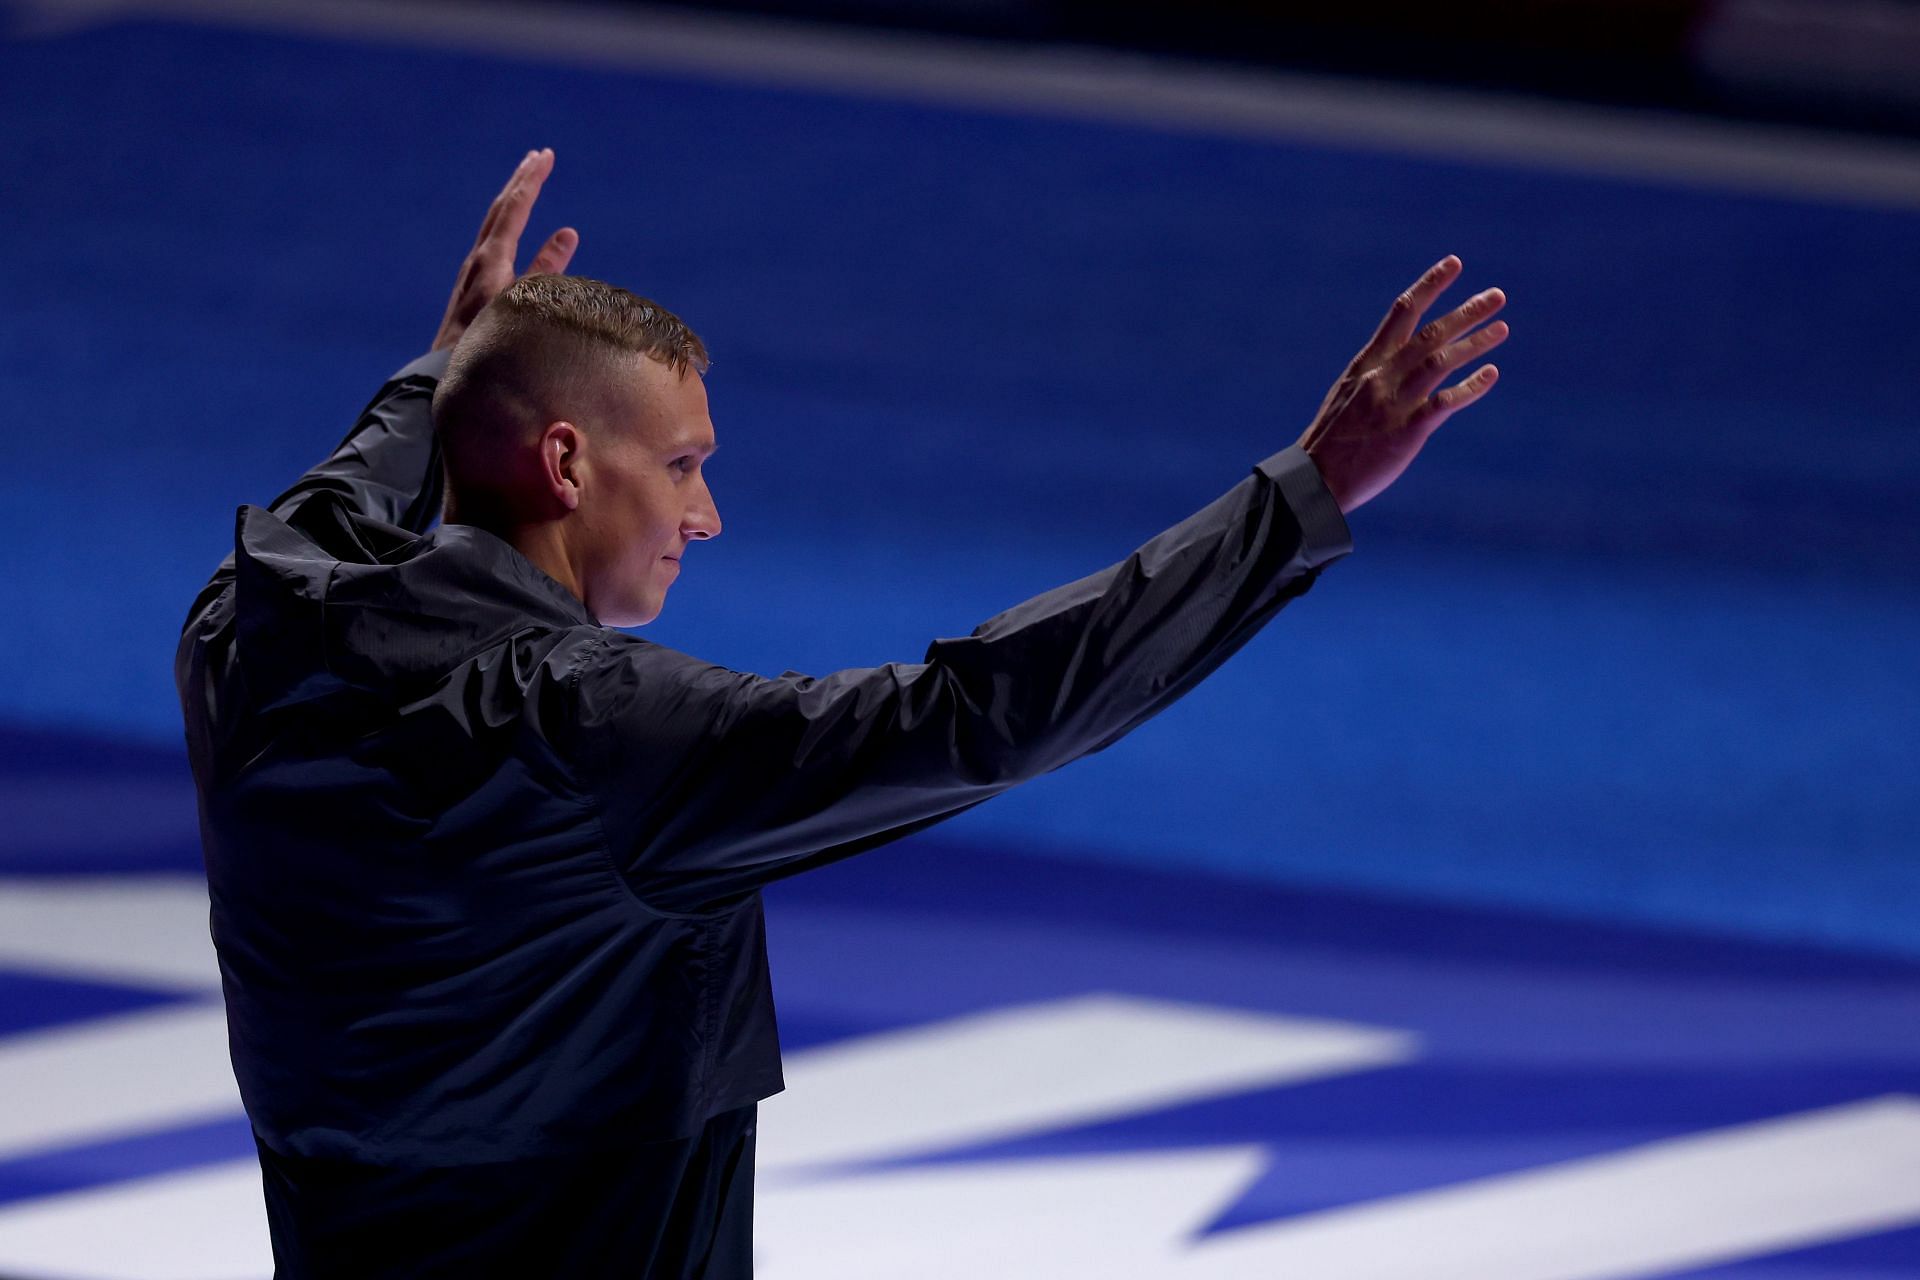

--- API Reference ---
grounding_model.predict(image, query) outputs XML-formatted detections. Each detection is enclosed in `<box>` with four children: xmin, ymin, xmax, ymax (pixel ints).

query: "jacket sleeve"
<box><xmin>263</xmin><ymin>348</ymin><xmax>451</xmax><ymax>529</ymax></box>
<box><xmin>179</xmin><ymin>350</ymin><xmax>451</xmax><ymax>637</ymax></box>
<box><xmin>575</xmin><ymin>443</ymin><xmax>1353</xmax><ymax>914</ymax></box>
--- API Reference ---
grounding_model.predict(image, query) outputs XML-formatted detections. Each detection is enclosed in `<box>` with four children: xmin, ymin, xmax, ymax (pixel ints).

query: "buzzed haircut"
<box><xmin>432</xmin><ymin>275</ymin><xmax>708</xmax><ymax>522</ymax></box>
<box><xmin>467</xmin><ymin>273</ymin><xmax>709</xmax><ymax>379</ymax></box>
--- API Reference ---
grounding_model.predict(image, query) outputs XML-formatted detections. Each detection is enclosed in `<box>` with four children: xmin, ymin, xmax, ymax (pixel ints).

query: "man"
<box><xmin>175</xmin><ymin>149</ymin><xmax>1507</xmax><ymax>1277</ymax></box>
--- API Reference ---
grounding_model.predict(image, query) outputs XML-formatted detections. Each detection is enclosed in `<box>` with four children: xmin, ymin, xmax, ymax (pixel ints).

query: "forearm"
<box><xmin>924</xmin><ymin>442</ymin><xmax>1350</xmax><ymax>779</ymax></box>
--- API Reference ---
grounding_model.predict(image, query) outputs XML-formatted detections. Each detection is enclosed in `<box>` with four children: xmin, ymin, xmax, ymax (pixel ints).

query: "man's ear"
<box><xmin>540</xmin><ymin>421</ymin><xmax>585</xmax><ymax>512</ymax></box>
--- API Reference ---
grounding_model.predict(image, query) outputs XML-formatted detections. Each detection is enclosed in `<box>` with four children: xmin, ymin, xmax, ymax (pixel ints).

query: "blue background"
<box><xmin>2</xmin><ymin>12</ymin><xmax>1916</xmax><ymax>958</ymax></box>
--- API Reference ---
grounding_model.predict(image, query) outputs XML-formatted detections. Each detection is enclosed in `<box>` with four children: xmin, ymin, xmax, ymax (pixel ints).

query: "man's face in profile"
<box><xmin>574</xmin><ymin>353</ymin><xmax>721</xmax><ymax>627</ymax></box>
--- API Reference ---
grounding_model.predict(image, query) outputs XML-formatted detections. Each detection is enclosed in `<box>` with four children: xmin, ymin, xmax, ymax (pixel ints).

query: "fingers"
<box><xmin>490</xmin><ymin>148</ymin><xmax>554</xmax><ymax>254</ymax></box>
<box><xmin>1403</xmin><ymin>318</ymin><xmax>1510</xmax><ymax>398</ymax></box>
<box><xmin>1412</xmin><ymin>364</ymin><xmax>1500</xmax><ymax>432</ymax></box>
<box><xmin>527</xmin><ymin>226</ymin><xmax>580</xmax><ymax>276</ymax></box>
<box><xmin>470</xmin><ymin>148</ymin><xmax>553</xmax><ymax>250</ymax></box>
<box><xmin>1359</xmin><ymin>255</ymin><xmax>1462</xmax><ymax>360</ymax></box>
<box><xmin>1407</xmin><ymin>287</ymin><xmax>1506</xmax><ymax>357</ymax></box>
<box><xmin>471</xmin><ymin>150</ymin><xmax>536</xmax><ymax>248</ymax></box>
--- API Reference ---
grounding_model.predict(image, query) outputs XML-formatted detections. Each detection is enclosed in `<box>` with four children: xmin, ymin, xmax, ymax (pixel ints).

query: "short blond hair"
<box><xmin>478</xmin><ymin>273</ymin><xmax>709</xmax><ymax>376</ymax></box>
<box><xmin>432</xmin><ymin>276</ymin><xmax>709</xmax><ymax>524</ymax></box>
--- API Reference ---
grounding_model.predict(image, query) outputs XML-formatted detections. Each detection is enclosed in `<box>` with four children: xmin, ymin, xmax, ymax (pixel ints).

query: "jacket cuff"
<box><xmin>392</xmin><ymin>348</ymin><xmax>454</xmax><ymax>382</ymax></box>
<box><xmin>1254</xmin><ymin>444</ymin><xmax>1353</xmax><ymax>568</ymax></box>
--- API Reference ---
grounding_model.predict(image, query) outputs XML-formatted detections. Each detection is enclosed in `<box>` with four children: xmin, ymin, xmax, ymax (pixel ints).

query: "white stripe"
<box><xmin>763</xmin><ymin>1096</ymin><xmax>1920</xmax><ymax>1277</ymax></box>
<box><xmin>0</xmin><ymin>1005</ymin><xmax>240</xmax><ymax>1161</ymax></box>
<box><xmin>0</xmin><ymin>1159</ymin><xmax>268</xmax><ymax>1280</ymax></box>
<box><xmin>19</xmin><ymin>0</ymin><xmax>1920</xmax><ymax>208</ymax></box>
<box><xmin>759</xmin><ymin>992</ymin><xmax>1414</xmax><ymax>1174</ymax></box>
<box><xmin>758</xmin><ymin>1146</ymin><xmax>1271</xmax><ymax>1278</ymax></box>
<box><xmin>4</xmin><ymin>1011</ymin><xmax>1914</xmax><ymax>1278</ymax></box>
<box><xmin>0</xmin><ymin>878</ymin><xmax>220</xmax><ymax>993</ymax></box>
<box><xmin>1188</xmin><ymin>1093</ymin><xmax>1920</xmax><ymax>1279</ymax></box>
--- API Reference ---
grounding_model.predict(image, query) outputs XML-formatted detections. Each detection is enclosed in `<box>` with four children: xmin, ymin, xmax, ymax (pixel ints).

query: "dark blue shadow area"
<box><xmin>0</xmin><ymin>1115</ymin><xmax>255</xmax><ymax>1210</ymax></box>
<box><xmin>0</xmin><ymin>968</ymin><xmax>187</xmax><ymax>1038</ymax></box>
<box><xmin>0</xmin><ymin>724</ymin><xmax>202</xmax><ymax>874</ymax></box>
<box><xmin>773</xmin><ymin>830</ymin><xmax>1920</xmax><ymax>983</ymax></box>
<box><xmin>1666</xmin><ymin>1222</ymin><xmax>1920</xmax><ymax>1278</ymax></box>
<box><xmin>1</xmin><ymin>15</ymin><xmax>1915</xmax><ymax>954</ymax></box>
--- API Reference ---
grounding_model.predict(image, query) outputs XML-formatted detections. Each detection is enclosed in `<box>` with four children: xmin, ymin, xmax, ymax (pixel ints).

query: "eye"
<box><xmin>670</xmin><ymin>457</ymin><xmax>692</xmax><ymax>474</ymax></box>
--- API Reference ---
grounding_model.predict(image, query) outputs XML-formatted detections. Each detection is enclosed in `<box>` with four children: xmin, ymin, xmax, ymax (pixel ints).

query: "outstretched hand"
<box><xmin>1295</xmin><ymin>256</ymin><xmax>1508</xmax><ymax>515</ymax></box>
<box><xmin>431</xmin><ymin>148</ymin><xmax>580</xmax><ymax>352</ymax></box>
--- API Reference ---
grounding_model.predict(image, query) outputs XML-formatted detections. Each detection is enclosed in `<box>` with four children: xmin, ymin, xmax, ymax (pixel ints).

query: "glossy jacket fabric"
<box><xmin>174</xmin><ymin>349</ymin><xmax>1353</xmax><ymax>1172</ymax></box>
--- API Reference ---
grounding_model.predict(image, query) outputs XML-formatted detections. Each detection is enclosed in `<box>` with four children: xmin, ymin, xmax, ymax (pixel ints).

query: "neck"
<box><xmin>443</xmin><ymin>493</ymin><xmax>587</xmax><ymax>609</ymax></box>
<box><xmin>503</xmin><ymin>522</ymin><xmax>585</xmax><ymax>605</ymax></box>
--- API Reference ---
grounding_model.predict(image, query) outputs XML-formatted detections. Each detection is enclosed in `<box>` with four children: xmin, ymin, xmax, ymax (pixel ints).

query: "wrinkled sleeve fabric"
<box><xmin>576</xmin><ymin>444</ymin><xmax>1352</xmax><ymax>915</ymax></box>
<box><xmin>263</xmin><ymin>349</ymin><xmax>451</xmax><ymax>529</ymax></box>
<box><xmin>179</xmin><ymin>351</ymin><xmax>450</xmax><ymax>636</ymax></box>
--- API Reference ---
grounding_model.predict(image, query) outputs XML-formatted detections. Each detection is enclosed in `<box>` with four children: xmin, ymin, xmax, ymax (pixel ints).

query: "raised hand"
<box><xmin>1295</xmin><ymin>256</ymin><xmax>1508</xmax><ymax>515</ymax></box>
<box><xmin>431</xmin><ymin>148</ymin><xmax>580</xmax><ymax>352</ymax></box>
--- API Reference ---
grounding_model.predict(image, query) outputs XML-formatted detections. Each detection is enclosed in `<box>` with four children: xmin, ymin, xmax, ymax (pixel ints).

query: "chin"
<box><xmin>588</xmin><ymin>570</ymin><xmax>666</xmax><ymax>628</ymax></box>
<box><xmin>607</xmin><ymin>597</ymin><xmax>663</xmax><ymax>628</ymax></box>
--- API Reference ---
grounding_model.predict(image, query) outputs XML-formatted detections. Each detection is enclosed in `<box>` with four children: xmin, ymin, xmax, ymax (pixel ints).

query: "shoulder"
<box><xmin>576</xmin><ymin>630</ymin><xmax>754</xmax><ymax>689</ymax></box>
<box><xmin>566</xmin><ymin>630</ymin><xmax>768</xmax><ymax>742</ymax></box>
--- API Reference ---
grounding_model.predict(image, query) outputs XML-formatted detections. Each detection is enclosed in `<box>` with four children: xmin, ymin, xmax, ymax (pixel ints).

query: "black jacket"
<box><xmin>174</xmin><ymin>349</ymin><xmax>1351</xmax><ymax>1268</ymax></box>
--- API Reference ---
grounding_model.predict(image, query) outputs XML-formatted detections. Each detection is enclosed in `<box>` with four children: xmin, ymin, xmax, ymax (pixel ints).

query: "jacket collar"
<box><xmin>232</xmin><ymin>490</ymin><xmax>597</xmax><ymax>712</ymax></box>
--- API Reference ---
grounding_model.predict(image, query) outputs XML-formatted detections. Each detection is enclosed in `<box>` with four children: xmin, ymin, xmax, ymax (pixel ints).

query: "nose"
<box><xmin>685</xmin><ymin>483</ymin><xmax>721</xmax><ymax>542</ymax></box>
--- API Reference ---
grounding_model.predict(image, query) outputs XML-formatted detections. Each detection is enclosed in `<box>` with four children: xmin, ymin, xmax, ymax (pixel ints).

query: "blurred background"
<box><xmin>1</xmin><ymin>0</ymin><xmax>1918</xmax><ymax>1276</ymax></box>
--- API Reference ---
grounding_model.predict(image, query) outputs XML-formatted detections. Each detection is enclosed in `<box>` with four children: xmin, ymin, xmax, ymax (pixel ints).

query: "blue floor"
<box><xmin>763</xmin><ymin>837</ymin><xmax>1920</xmax><ymax>1270</ymax></box>
<box><xmin>3</xmin><ymin>717</ymin><xmax>1920</xmax><ymax>1273</ymax></box>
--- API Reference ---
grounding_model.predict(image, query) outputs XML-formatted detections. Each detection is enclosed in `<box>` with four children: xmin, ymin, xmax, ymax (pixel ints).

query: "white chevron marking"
<box><xmin>5</xmin><ymin>1006</ymin><xmax>1917</xmax><ymax>1280</ymax></box>
<box><xmin>0</xmin><ymin>877</ymin><xmax>221</xmax><ymax>993</ymax></box>
<box><xmin>756</xmin><ymin>1096</ymin><xmax>1920</xmax><ymax>1278</ymax></box>
<box><xmin>1185</xmin><ymin>1093</ymin><xmax>1920</xmax><ymax>1279</ymax></box>
<box><xmin>0</xmin><ymin>1004</ymin><xmax>239</xmax><ymax>1161</ymax></box>
<box><xmin>758</xmin><ymin>992</ymin><xmax>1416</xmax><ymax>1174</ymax></box>
<box><xmin>0</xmin><ymin>1159</ymin><xmax>267</xmax><ymax>1280</ymax></box>
<box><xmin>757</xmin><ymin>1146</ymin><xmax>1270</xmax><ymax>1278</ymax></box>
